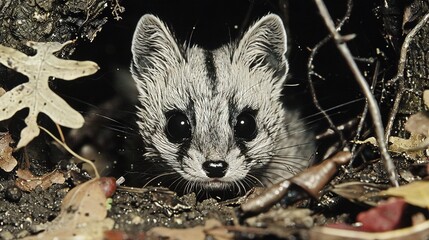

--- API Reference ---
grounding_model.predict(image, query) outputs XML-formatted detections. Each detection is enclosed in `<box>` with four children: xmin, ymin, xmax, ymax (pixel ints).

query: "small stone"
<box><xmin>5</xmin><ymin>185</ymin><xmax>22</xmax><ymax>202</ymax></box>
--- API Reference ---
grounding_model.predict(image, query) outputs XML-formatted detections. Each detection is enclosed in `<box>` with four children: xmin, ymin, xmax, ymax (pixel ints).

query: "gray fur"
<box><xmin>130</xmin><ymin>14</ymin><xmax>315</xmax><ymax>193</ymax></box>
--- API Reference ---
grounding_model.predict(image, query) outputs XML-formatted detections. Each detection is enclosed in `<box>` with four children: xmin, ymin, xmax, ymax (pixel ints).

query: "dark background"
<box><xmin>70</xmin><ymin>0</ymin><xmax>394</xmax><ymax>128</ymax></box>
<box><xmin>61</xmin><ymin>0</ymin><xmax>399</xmax><ymax>170</ymax></box>
<box><xmin>71</xmin><ymin>0</ymin><xmax>395</xmax><ymax>123</ymax></box>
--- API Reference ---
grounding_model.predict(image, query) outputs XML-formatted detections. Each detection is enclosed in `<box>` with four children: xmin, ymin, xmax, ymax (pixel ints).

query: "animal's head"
<box><xmin>131</xmin><ymin>14</ymin><xmax>297</xmax><ymax>194</ymax></box>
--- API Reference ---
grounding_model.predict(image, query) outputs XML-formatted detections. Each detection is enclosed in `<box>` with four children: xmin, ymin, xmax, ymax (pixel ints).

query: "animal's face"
<box><xmin>131</xmin><ymin>14</ymin><xmax>298</xmax><ymax>192</ymax></box>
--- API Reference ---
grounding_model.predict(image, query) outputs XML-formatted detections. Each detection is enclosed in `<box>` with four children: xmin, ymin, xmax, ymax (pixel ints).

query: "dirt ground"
<box><xmin>0</xmin><ymin>150</ymin><xmax>421</xmax><ymax>240</ymax></box>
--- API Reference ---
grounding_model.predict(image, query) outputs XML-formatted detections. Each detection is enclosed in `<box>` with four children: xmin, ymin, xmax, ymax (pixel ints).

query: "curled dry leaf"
<box><xmin>382</xmin><ymin>91</ymin><xmax>429</xmax><ymax>155</ymax></box>
<box><xmin>239</xmin><ymin>151</ymin><xmax>351</xmax><ymax>218</ymax></box>
<box><xmin>359</xmin><ymin>135</ymin><xmax>426</xmax><ymax>157</ymax></box>
<box><xmin>392</xmin><ymin>111</ymin><xmax>429</xmax><ymax>152</ymax></box>
<box><xmin>15</xmin><ymin>169</ymin><xmax>66</xmax><ymax>191</ymax></box>
<box><xmin>330</xmin><ymin>182</ymin><xmax>388</xmax><ymax>206</ymax></box>
<box><xmin>22</xmin><ymin>177</ymin><xmax>116</xmax><ymax>240</ymax></box>
<box><xmin>0</xmin><ymin>41</ymin><xmax>99</xmax><ymax>149</ymax></box>
<box><xmin>0</xmin><ymin>132</ymin><xmax>17</xmax><ymax>172</ymax></box>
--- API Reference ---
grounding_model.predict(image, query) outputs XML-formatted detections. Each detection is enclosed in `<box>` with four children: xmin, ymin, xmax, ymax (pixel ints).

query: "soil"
<box><xmin>0</xmin><ymin>176</ymin><xmax>237</xmax><ymax>239</ymax></box>
<box><xmin>0</xmin><ymin>151</ymin><xmax>419</xmax><ymax>240</ymax></box>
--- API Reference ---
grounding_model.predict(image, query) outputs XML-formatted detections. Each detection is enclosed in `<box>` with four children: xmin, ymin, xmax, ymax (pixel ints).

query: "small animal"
<box><xmin>130</xmin><ymin>14</ymin><xmax>315</xmax><ymax>196</ymax></box>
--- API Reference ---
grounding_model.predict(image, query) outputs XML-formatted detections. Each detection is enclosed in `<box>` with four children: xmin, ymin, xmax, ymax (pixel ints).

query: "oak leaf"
<box><xmin>0</xmin><ymin>41</ymin><xmax>99</xmax><ymax>149</ymax></box>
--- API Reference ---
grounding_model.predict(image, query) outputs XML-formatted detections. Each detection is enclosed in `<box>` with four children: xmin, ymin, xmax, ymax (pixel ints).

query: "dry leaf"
<box><xmin>0</xmin><ymin>132</ymin><xmax>17</xmax><ymax>172</ymax></box>
<box><xmin>424</xmin><ymin>90</ymin><xmax>429</xmax><ymax>107</ymax></box>
<box><xmin>330</xmin><ymin>182</ymin><xmax>387</xmax><ymax>206</ymax></box>
<box><xmin>15</xmin><ymin>169</ymin><xmax>65</xmax><ymax>191</ymax></box>
<box><xmin>358</xmin><ymin>135</ymin><xmax>426</xmax><ymax>158</ymax></box>
<box><xmin>357</xmin><ymin>198</ymin><xmax>408</xmax><ymax>232</ymax></box>
<box><xmin>0</xmin><ymin>41</ymin><xmax>99</xmax><ymax>149</ymax></box>
<box><xmin>311</xmin><ymin>219</ymin><xmax>429</xmax><ymax>240</ymax></box>
<box><xmin>147</xmin><ymin>219</ymin><xmax>233</xmax><ymax>240</ymax></box>
<box><xmin>22</xmin><ymin>177</ymin><xmax>115</xmax><ymax>240</ymax></box>
<box><xmin>381</xmin><ymin>91</ymin><xmax>429</xmax><ymax>155</ymax></box>
<box><xmin>355</xmin><ymin>137</ymin><xmax>377</xmax><ymax>146</ymax></box>
<box><xmin>383</xmin><ymin>91</ymin><xmax>429</xmax><ymax>155</ymax></box>
<box><xmin>389</xmin><ymin>135</ymin><xmax>426</xmax><ymax>158</ymax></box>
<box><xmin>381</xmin><ymin>181</ymin><xmax>429</xmax><ymax>209</ymax></box>
<box><xmin>405</xmin><ymin>112</ymin><xmax>429</xmax><ymax>136</ymax></box>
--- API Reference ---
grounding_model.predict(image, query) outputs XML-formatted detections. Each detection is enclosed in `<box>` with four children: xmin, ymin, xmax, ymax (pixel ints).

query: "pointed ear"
<box><xmin>131</xmin><ymin>14</ymin><xmax>184</xmax><ymax>79</ymax></box>
<box><xmin>233</xmin><ymin>14</ymin><xmax>288</xmax><ymax>74</ymax></box>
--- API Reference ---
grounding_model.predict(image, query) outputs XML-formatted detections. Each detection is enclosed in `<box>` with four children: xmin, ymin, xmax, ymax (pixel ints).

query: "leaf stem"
<box><xmin>40</xmin><ymin>126</ymin><xmax>100</xmax><ymax>178</ymax></box>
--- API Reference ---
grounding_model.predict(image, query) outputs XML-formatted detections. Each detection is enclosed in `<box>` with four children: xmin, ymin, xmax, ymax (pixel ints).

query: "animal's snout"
<box><xmin>202</xmin><ymin>160</ymin><xmax>228</xmax><ymax>178</ymax></box>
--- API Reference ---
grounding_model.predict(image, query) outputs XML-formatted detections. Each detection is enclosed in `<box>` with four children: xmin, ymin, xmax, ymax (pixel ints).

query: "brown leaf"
<box><xmin>239</xmin><ymin>151</ymin><xmax>351</xmax><ymax>218</ymax></box>
<box><xmin>22</xmin><ymin>177</ymin><xmax>115</xmax><ymax>239</ymax></box>
<box><xmin>330</xmin><ymin>182</ymin><xmax>387</xmax><ymax>206</ymax></box>
<box><xmin>0</xmin><ymin>132</ymin><xmax>17</xmax><ymax>172</ymax></box>
<box><xmin>15</xmin><ymin>169</ymin><xmax>65</xmax><ymax>191</ymax></box>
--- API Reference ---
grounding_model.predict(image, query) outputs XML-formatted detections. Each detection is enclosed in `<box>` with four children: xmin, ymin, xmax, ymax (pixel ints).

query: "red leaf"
<box><xmin>357</xmin><ymin>198</ymin><xmax>407</xmax><ymax>232</ymax></box>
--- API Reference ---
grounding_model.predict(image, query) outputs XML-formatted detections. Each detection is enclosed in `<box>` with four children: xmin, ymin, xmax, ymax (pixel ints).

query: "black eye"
<box><xmin>165</xmin><ymin>112</ymin><xmax>192</xmax><ymax>143</ymax></box>
<box><xmin>234</xmin><ymin>111</ymin><xmax>257</xmax><ymax>141</ymax></box>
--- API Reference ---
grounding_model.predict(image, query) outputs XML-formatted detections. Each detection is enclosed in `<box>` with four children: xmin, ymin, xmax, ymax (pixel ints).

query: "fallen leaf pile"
<box><xmin>0</xmin><ymin>41</ymin><xmax>99</xmax><ymax>149</ymax></box>
<box><xmin>312</xmin><ymin>179</ymin><xmax>429</xmax><ymax>239</ymax></box>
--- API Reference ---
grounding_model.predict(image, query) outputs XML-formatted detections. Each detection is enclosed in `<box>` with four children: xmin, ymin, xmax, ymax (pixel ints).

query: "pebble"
<box><xmin>5</xmin><ymin>185</ymin><xmax>22</xmax><ymax>203</ymax></box>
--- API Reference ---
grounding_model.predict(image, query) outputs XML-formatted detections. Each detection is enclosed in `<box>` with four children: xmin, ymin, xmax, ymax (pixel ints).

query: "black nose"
<box><xmin>202</xmin><ymin>161</ymin><xmax>228</xmax><ymax>178</ymax></box>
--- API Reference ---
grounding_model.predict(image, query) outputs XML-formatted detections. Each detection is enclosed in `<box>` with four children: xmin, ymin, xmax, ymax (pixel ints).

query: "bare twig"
<box><xmin>384</xmin><ymin>79</ymin><xmax>404</xmax><ymax>142</ymax></box>
<box><xmin>350</xmin><ymin>61</ymin><xmax>379</xmax><ymax>160</ymax></box>
<box><xmin>307</xmin><ymin>0</ymin><xmax>353</xmax><ymax>146</ymax></box>
<box><xmin>314</xmin><ymin>0</ymin><xmax>399</xmax><ymax>186</ymax></box>
<box><xmin>384</xmin><ymin>13</ymin><xmax>429</xmax><ymax>143</ymax></box>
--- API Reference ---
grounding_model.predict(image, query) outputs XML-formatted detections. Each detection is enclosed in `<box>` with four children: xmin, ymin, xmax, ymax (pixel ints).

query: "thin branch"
<box><xmin>307</xmin><ymin>0</ymin><xmax>353</xmax><ymax>146</ymax></box>
<box><xmin>384</xmin><ymin>13</ymin><xmax>429</xmax><ymax>142</ymax></box>
<box><xmin>350</xmin><ymin>61</ymin><xmax>379</xmax><ymax>163</ymax></box>
<box><xmin>40</xmin><ymin>126</ymin><xmax>100</xmax><ymax>178</ymax></box>
<box><xmin>384</xmin><ymin>80</ymin><xmax>404</xmax><ymax>143</ymax></box>
<box><xmin>314</xmin><ymin>0</ymin><xmax>399</xmax><ymax>187</ymax></box>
